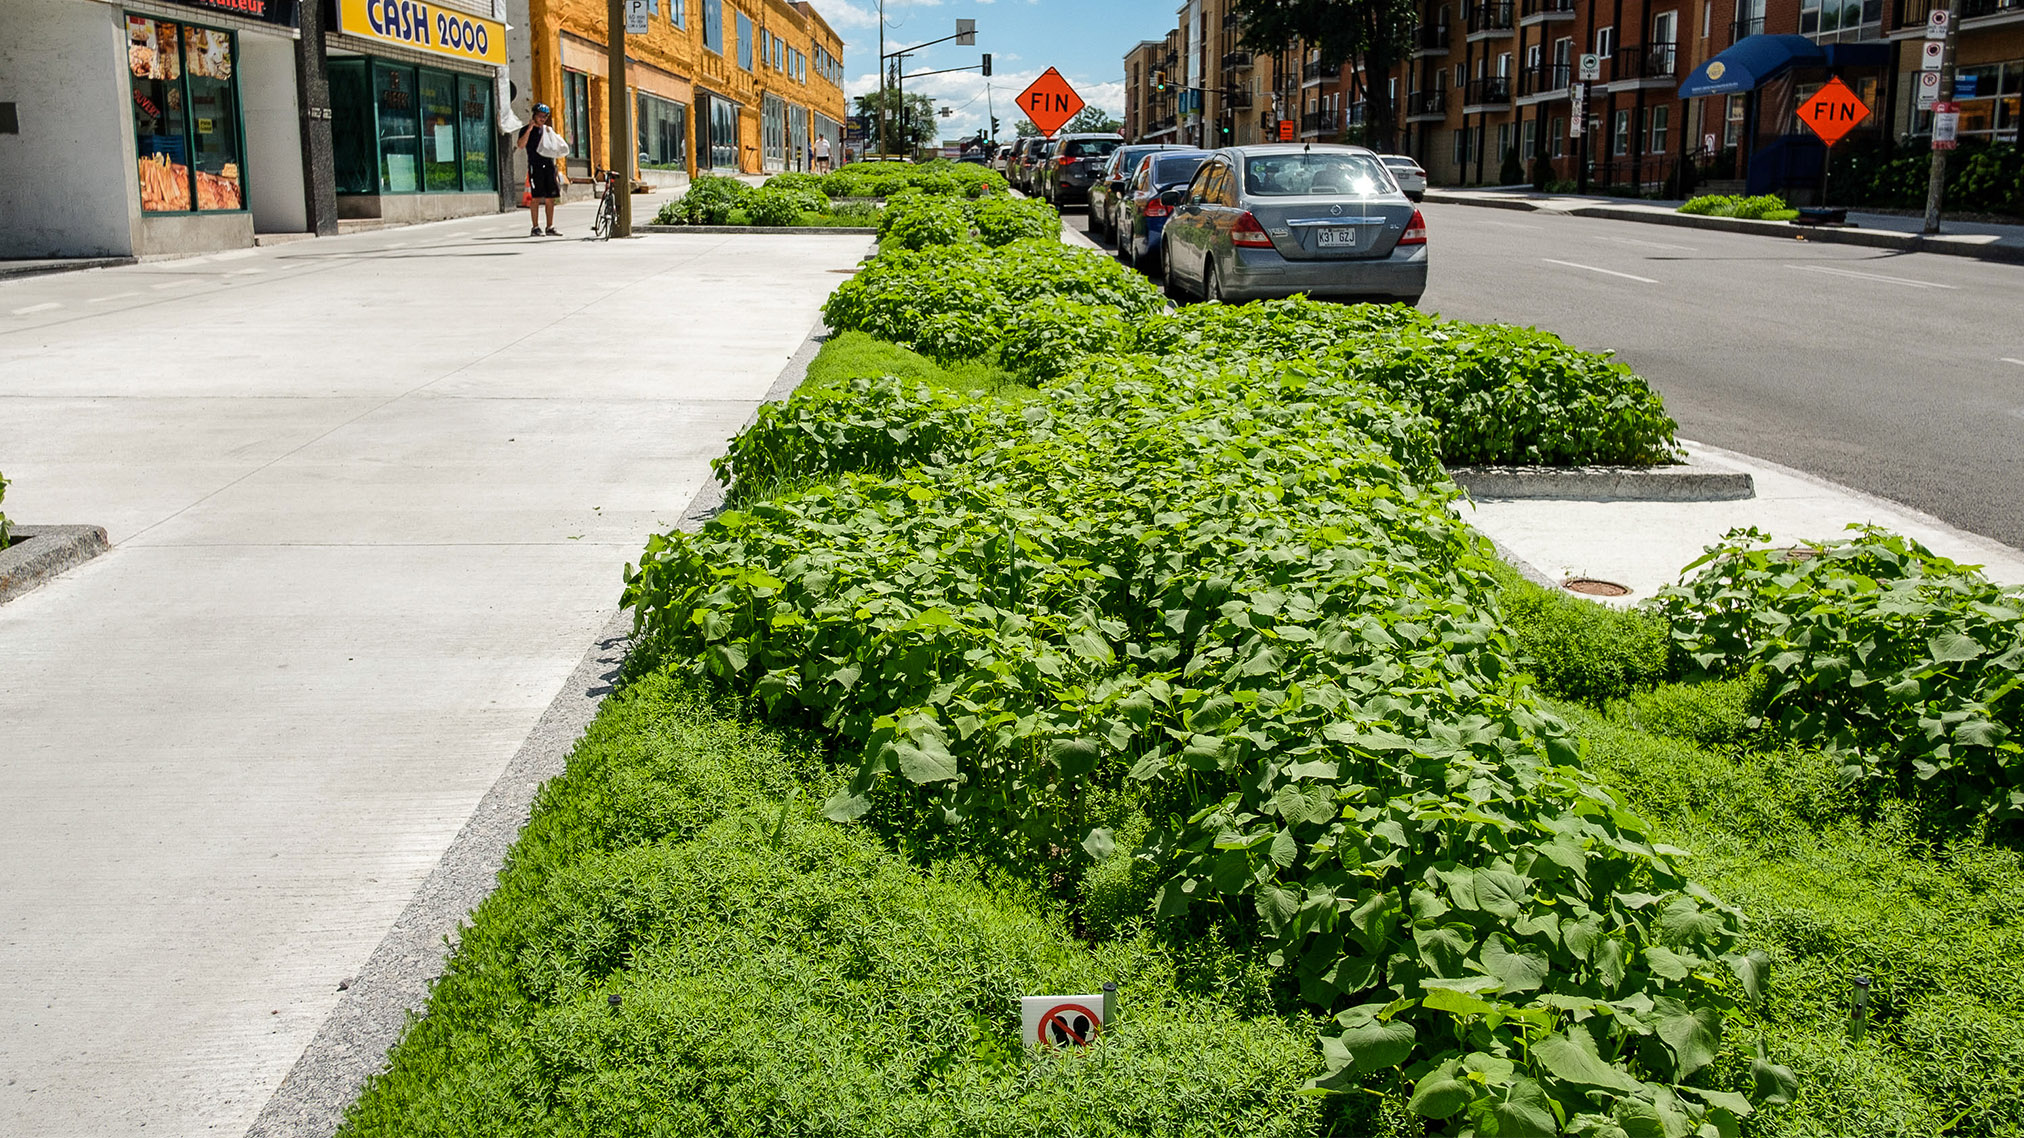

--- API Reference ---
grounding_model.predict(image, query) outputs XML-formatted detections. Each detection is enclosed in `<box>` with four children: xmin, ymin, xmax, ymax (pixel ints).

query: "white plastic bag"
<box><xmin>535</xmin><ymin>128</ymin><xmax>570</xmax><ymax>159</ymax></box>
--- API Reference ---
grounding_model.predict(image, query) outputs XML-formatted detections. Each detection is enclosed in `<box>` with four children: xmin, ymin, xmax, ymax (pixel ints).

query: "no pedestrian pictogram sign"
<box><xmin>1021</xmin><ymin>995</ymin><xmax>1104</xmax><ymax>1048</ymax></box>
<box><xmin>1796</xmin><ymin>78</ymin><xmax>1870</xmax><ymax>146</ymax></box>
<box><xmin>1016</xmin><ymin>68</ymin><xmax>1085</xmax><ymax>137</ymax></box>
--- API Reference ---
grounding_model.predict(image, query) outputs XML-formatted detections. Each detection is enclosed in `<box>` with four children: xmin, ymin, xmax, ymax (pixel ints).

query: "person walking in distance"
<box><xmin>813</xmin><ymin>133</ymin><xmax>831</xmax><ymax>174</ymax></box>
<box><xmin>518</xmin><ymin>104</ymin><xmax>564</xmax><ymax>236</ymax></box>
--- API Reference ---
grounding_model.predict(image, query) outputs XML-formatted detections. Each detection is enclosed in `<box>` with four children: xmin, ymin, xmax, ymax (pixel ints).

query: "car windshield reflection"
<box><xmin>1242</xmin><ymin>153</ymin><xmax>1392</xmax><ymax>197</ymax></box>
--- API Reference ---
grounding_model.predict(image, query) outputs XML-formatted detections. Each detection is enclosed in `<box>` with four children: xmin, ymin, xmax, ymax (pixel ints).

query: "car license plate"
<box><xmin>1317</xmin><ymin>227</ymin><xmax>1358</xmax><ymax>249</ymax></box>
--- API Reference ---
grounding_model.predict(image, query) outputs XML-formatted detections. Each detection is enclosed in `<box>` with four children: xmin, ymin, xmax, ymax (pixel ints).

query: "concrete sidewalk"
<box><xmin>1426</xmin><ymin>186</ymin><xmax>2024</xmax><ymax>263</ymax></box>
<box><xmin>1464</xmin><ymin>439</ymin><xmax>2024</xmax><ymax>606</ymax></box>
<box><xmin>0</xmin><ymin>196</ymin><xmax>870</xmax><ymax>1137</ymax></box>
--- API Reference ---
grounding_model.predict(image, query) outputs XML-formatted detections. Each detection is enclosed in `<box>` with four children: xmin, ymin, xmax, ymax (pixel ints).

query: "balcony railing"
<box><xmin>1222</xmin><ymin>50</ymin><xmax>1254</xmax><ymax>69</ymax></box>
<box><xmin>1612</xmin><ymin>41</ymin><xmax>1677</xmax><ymax>81</ymax></box>
<box><xmin>1467</xmin><ymin>2</ymin><xmax>1517</xmax><ymax>34</ymax></box>
<box><xmin>1464</xmin><ymin>76</ymin><xmax>1514</xmax><ymax>105</ymax></box>
<box><xmin>1347</xmin><ymin>101</ymin><xmax>1368</xmax><ymax>125</ymax></box>
<box><xmin>1227</xmin><ymin>91</ymin><xmax>1254</xmax><ymax>110</ymax></box>
<box><xmin>1304</xmin><ymin>60</ymin><xmax>1328</xmax><ymax>82</ymax></box>
<box><xmin>1407</xmin><ymin>89</ymin><xmax>1449</xmax><ymax>116</ymax></box>
<box><xmin>1414</xmin><ymin>23</ymin><xmax>1453</xmax><ymax>51</ymax></box>
<box><xmin>1519</xmin><ymin>0</ymin><xmax>1577</xmax><ymax>18</ymax></box>
<box><xmin>1518</xmin><ymin>63</ymin><xmax>1571</xmax><ymax>96</ymax></box>
<box><xmin>1896</xmin><ymin>0</ymin><xmax>1937</xmax><ymax>22</ymax></box>
<box><xmin>1962</xmin><ymin>0</ymin><xmax>2024</xmax><ymax>17</ymax></box>
<box><xmin>1730</xmin><ymin>15</ymin><xmax>1765</xmax><ymax>38</ymax></box>
<box><xmin>1222</xmin><ymin>11</ymin><xmax>1244</xmax><ymax>28</ymax></box>
<box><xmin>1302</xmin><ymin>111</ymin><xmax>1330</xmax><ymax>133</ymax></box>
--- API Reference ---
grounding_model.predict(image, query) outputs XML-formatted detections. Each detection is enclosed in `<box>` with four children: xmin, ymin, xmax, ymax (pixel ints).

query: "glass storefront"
<box><xmin>327</xmin><ymin>57</ymin><xmax>496</xmax><ymax>196</ymax></box>
<box><xmin>638</xmin><ymin>92</ymin><xmax>688</xmax><ymax>169</ymax></box>
<box><xmin>699</xmin><ymin>93</ymin><xmax>739</xmax><ymax>170</ymax></box>
<box><xmin>127</xmin><ymin>13</ymin><xmax>246</xmax><ymax>213</ymax></box>
<box><xmin>762</xmin><ymin>94</ymin><xmax>785</xmax><ymax>168</ymax></box>
<box><xmin>562</xmin><ymin>70</ymin><xmax>592</xmax><ymax>164</ymax></box>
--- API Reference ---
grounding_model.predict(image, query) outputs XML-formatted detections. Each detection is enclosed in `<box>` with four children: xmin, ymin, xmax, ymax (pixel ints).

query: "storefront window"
<box><xmin>127</xmin><ymin>13</ymin><xmax>246</xmax><ymax>213</ymax></box>
<box><xmin>459</xmin><ymin>77</ymin><xmax>494</xmax><ymax>190</ymax></box>
<box><xmin>375</xmin><ymin>62</ymin><xmax>421</xmax><ymax>192</ymax></box>
<box><xmin>419</xmin><ymin>70</ymin><xmax>460</xmax><ymax>192</ymax></box>
<box><xmin>1950</xmin><ymin>62</ymin><xmax>2023</xmax><ymax>142</ymax></box>
<box><xmin>705</xmin><ymin>96</ymin><xmax>739</xmax><ymax>169</ymax></box>
<box><xmin>330</xmin><ymin>59</ymin><xmax>375</xmax><ymax>194</ymax></box>
<box><xmin>563</xmin><ymin>70</ymin><xmax>592</xmax><ymax>163</ymax></box>
<box><xmin>762</xmin><ymin>94</ymin><xmax>785</xmax><ymax>167</ymax></box>
<box><xmin>638</xmin><ymin>92</ymin><xmax>687</xmax><ymax>169</ymax></box>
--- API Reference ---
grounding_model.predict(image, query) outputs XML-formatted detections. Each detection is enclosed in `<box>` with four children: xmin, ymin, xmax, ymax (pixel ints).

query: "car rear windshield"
<box><xmin>1152</xmin><ymin>155</ymin><xmax>1207</xmax><ymax>185</ymax></box>
<box><xmin>1065</xmin><ymin>138</ymin><xmax>1122</xmax><ymax>158</ymax></box>
<box><xmin>1242</xmin><ymin>153</ymin><xmax>1392</xmax><ymax>196</ymax></box>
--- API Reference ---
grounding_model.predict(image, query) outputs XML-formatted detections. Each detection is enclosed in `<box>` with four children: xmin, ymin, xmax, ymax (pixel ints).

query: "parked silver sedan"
<box><xmin>1158</xmin><ymin>144</ymin><xmax>1427</xmax><ymax>306</ymax></box>
<box><xmin>1377</xmin><ymin>154</ymin><xmax>1427</xmax><ymax>201</ymax></box>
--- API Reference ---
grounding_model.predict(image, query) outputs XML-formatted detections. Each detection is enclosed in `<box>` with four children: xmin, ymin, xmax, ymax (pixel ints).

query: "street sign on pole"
<box><xmin>1927</xmin><ymin>7</ymin><xmax>1950</xmax><ymax>37</ymax></box>
<box><xmin>1277</xmin><ymin>119</ymin><xmax>1294</xmax><ymax>141</ymax></box>
<box><xmin>1921</xmin><ymin>40</ymin><xmax>1945</xmax><ymax>70</ymax></box>
<box><xmin>1915</xmin><ymin>68</ymin><xmax>1942</xmax><ymax>110</ymax></box>
<box><xmin>625</xmin><ymin>0</ymin><xmax>650</xmax><ymax>35</ymax></box>
<box><xmin>1568</xmin><ymin>83</ymin><xmax>1585</xmax><ymax>136</ymax></box>
<box><xmin>1578</xmin><ymin>53</ymin><xmax>1602</xmax><ymax>81</ymax></box>
<box><xmin>1015</xmin><ymin>68</ymin><xmax>1084</xmax><ymax>136</ymax></box>
<box><xmin>1021</xmin><ymin>995</ymin><xmax>1105</xmax><ymax>1048</ymax></box>
<box><xmin>1796</xmin><ymin>77</ymin><xmax>1870</xmax><ymax>146</ymax></box>
<box><xmin>1932</xmin><ymin>101</ymin><xmax>1961</xmax><ymax>149</ymax></box>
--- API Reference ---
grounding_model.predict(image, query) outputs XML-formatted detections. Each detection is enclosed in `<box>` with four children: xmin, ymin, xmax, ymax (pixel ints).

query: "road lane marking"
<box><xmin>150</xmin><ymin>279</ymin><xmax>197</xmax><ymax>289</ymax></box>
<box><xmin>1595</xmin><ymin>234</ymin><xmax>1697</xmax><ymax>251</ymax></box>
<box><xmin>10</xmin><ymin>302</ymin><xmax>60</xmax><ymax>315</ymax></box>
<box><xmin>227</xmin><ymin>267</ymin><xmax>266</xmax><ymax>275</ymax></box>
<box><xmin>2001</xmin><ymin>358</ymin><xmax>2024</xmax><ymax>367</ymax></box>
<box><xmin>1482</xmin><ymin>219</ymin><xmax>1542</xmax><ymax>230</ymax></box>
<box><xmin>1787</xmin><ymin>264</ymin><xmax>1957</xmax><ymax>289</ymax></box>
<box><xmin>1542</xmin><ymin>258</ymin><xmax>1658</xmax><ymax>283</ymax></box>
<box><xmin>88</xmin><ymin>292</ymin><xmax>140</xmax><ymax>303</ymax></box>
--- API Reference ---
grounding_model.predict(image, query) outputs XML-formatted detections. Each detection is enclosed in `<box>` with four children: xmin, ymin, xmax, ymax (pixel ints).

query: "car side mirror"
<box><xmin>1157</xmin><ymin>189</ymin><xmax>1184</xmax><ymax>206</ymax></box>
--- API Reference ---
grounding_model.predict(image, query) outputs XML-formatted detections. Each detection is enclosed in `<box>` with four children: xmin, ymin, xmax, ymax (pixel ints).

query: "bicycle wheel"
<box><xmin>592</xmin><ymin>184</ymin><xmax>617</xmax><ymax>239</ymax></box>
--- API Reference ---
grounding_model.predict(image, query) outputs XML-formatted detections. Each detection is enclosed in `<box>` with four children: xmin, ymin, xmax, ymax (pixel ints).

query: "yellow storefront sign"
<box><xmin>336</xmin><ymin>0</ymin><xmax>507</xmax><ymax>67</ymax></box>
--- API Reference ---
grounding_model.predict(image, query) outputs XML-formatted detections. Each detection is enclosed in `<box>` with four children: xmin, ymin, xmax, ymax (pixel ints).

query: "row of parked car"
<box><xmin>1001</xmin><ymin>135</ymin><xmax>1431</xmax><ymax>306</ymax></box>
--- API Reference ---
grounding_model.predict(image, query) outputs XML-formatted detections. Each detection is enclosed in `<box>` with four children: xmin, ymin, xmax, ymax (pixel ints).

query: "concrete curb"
<box><xmin>1424</xmin><ymin>190</ymin><xmax>2024</xmax><ymax>265</ymax></box>
<box><xmin>0</xmin><ymin>257</ymin><xmax>136</xmax><ymax>280</ymax></box>
<box><xmin>0</xmin><ymin>525</ymin><xmax>111</xmax><ymax>605</ymax></box>
<box><xmin>242</xmin><ymin>318</ymin><xmax>833</xmax><ymax>1138</ymax></box>
<box><xmin>635</xmin><ymin>224</ymin><xmax>879</xmax><ymax>235</ymax></box>
<box><xmin>1447</xmin><ymin>457</ymin><xmax>1754</xmax><ymax>501</ymax></box>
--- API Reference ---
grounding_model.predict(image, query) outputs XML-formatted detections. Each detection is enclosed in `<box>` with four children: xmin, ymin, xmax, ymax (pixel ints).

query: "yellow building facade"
<box><xmin>522</xmin><ymin>0</ymin><xmax>847</xmax><ymax>180</ymax></box>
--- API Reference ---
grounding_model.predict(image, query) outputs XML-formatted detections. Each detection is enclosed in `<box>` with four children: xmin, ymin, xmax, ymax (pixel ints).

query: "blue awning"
<box><xmin>1678</xmin><ymin>34</ymin><xmax>1825</xmax><ymax>98</ymax></box>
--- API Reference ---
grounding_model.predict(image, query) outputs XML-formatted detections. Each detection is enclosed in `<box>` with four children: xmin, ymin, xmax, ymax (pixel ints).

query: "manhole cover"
<box><xmin>1563</xmin><ymin>577</ymin><xmax>1631</xmax><ymax>597</ymax></box>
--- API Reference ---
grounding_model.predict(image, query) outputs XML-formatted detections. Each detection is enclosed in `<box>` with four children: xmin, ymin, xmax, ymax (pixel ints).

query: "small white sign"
<box><xmin>1578</xmin><ymin>53</ymin><xmax>1603</xmax><ymax>81</ymax></box>
<box><xmin>624</xmin><ymin>0</ymin><xmax>651</xmax><ymax>34</ymax></box>
<box><xmin>1927</xmin><ymin>7</ymin><xmax>1950</xmax><ymax>37</ymax></box>
<box><xmin>1704</xmin><ymin>131</ymin><xmax>1718</xmax><ymax>153</ymax></box>
<box><xmin>1922</xmin><ymin>40</ymin><xmax>1945</xmax><ymax>70</ymax></box>
<box><xmin>1934</xmin><ymin>109</ymin><xmax>1960</xmax><ymax>144</ymax></box>
<box><xmin>1916</xmin><ymin>68</ymin><xmax>1943</xmax><ymax>109</ymax></box>
<box><xmin>1021</xmin><ymin>995</ymin><xmax>1104</xmax><ymax>1049</ymax></box>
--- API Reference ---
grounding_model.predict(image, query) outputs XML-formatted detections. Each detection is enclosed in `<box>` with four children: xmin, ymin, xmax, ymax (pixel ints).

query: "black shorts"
<box><xmin>529</xmin><ymin>163</ymin><xmax>561</xmax><ymax>199</ymax></box>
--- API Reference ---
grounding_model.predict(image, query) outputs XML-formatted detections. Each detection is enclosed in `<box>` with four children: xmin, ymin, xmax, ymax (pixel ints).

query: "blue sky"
<box><xmin>813</xmin><ymin>0</ymin><xmax>1180</xmax><ymax>142</ymax></box>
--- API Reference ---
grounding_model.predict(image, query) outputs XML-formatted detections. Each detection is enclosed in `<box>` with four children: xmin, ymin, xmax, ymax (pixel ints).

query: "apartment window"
<box><xmin>1550</xmin><ymin>115</ymin><xmax>1566</xmax><ymax>156</ymax></box>
<box><xmin>1456</xmin><ymin>63</ymin><xmax>1466</xmax><ymax>86</ymax></box>
<box><xmin>702</xmin><ymin>0</ymin><xmax>722</xmax><ymax>52</ymax></box>
<box><xmin>1724</xmin><ymin>93</ymin><xmax>1746</xmax><ymax>147</ymax></box>
<box><xmin>1645</xmin><ymin>105</ymin><xmax>1669</xmax><ymax>153</ymax></box>
<box><xmin>1701</xmin><ymin>1</ymin><xmax>1711</xmax><ymax>37</ymax></box>
<box><xmin>1801</xmin><ymin>0</ymin><xmax>1884</xmax><ymax>39</ymax></box>
<box><xmin>1652</xmin><ymin>11</ymin><xmax>1677</xmax><ymax>72</ymax></box>
<box><xmin>1498</xmin><ymin>52</ymin><xmax>1511</xmax><ymax>76</ymax></box>
<box><xmin>1944</xmin><ymin>62</ymin><xmax>2024</xmax><ymax>141</ymax></box>
<box><xmin>1612</xmin><ymin>108</ymin><xmax>1631</xmax><ymax>155</ymax></box>
<box><xmin>671</xmin><ymin>0</ymin><xmax>684</xmax><ymax>27</ymax></box>
<box><xmin>1522</xmin><ymin>119</ymin><xmax>1536</xmax><ymax>158</ymax></box>
<box><xmin>1555</xmin><ymin>37</ymin><xmax>1573</xmax><ymax>67</ymax></box>
<box><xmin>1496</xmin><ymin>122</ymin><xmax>1512</xmax><ymax>161</ymax></box>
<box><xmin>1526</xmin><ymin>43</ymin><xmax>1542</xmax><ymax>70</ymax></box>
<box><xmin>737</xmin><ymin>12</ymin><xmax>753</xmax><ymax>70</ymax></box>
<box><xmin>1596</xmin><ymin>25</ymin><xmax>1616</xmax><ymax>58</ymax></box>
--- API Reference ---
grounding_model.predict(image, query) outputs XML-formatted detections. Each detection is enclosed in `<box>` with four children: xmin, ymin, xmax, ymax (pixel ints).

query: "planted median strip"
<box><xmin>342</xmin><ymin>227</ymin><xmax>2024</xmax><ymax>1136</ymax></box>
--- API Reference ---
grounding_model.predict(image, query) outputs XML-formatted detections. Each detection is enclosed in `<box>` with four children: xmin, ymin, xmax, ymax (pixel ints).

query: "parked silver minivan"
<box><xmin>1158</xmin><ymin>144</ymin><xmax>1427</xmax><ymax>306</ymax></box>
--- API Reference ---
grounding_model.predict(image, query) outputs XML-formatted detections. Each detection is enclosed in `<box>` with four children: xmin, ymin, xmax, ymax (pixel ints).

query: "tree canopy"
<box><xmin>1232</xmin><ymin>0</ymin><xmax>1413</xmax><ymax>150</ymax></box>
<box><xmin>853</xmin><ymin>88</ymin><xmax>940</xmax><ymax>153</ymax></box>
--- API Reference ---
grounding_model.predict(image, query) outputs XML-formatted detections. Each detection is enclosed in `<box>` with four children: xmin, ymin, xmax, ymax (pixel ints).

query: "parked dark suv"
<box><xmin>1037</xmin><ymin>133</ymin><xmax>1124</xmax><ymax>207</ymax></box>
<box><xmin>1012</xmin><ymin>137</ymin><xmax>1051</xmax><ymax>192</ymax></box>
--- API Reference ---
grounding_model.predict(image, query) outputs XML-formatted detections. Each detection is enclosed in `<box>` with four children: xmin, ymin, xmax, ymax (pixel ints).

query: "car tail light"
<box><xmin>1232</xmin><ymin>211</ymin><xmax>1274</xmax><ymax>248</ymax></box>
<box><xmin>1399</xmin><ymin>209</ymin><xmax>1427</xmax><ymax>245</ymax></box>
<box><xmin>1057</xmin><ymin>155</ymin><xmax>1077</xmax><ymax>166</ymax></box>
<box><xmin>1143</xmin><ymin>198</ymin><xmax>1172</xmax><ymax>219</ymax></box>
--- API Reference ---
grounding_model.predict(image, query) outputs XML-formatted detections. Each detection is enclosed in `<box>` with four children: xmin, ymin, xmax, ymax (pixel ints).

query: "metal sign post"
<box><xmin>1923</xmin><ymin>6</ymin><xmax>1958</xmax><ymax>234</ymax></box>
<box><xmin>605</xmin><ymin>0</ymin><xmax>630</xmax><ymax>236</ymax></box>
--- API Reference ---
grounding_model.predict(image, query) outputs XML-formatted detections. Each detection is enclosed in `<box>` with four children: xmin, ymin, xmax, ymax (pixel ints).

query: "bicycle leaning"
<box><xmin>591</xmin><ymin>169</ymin><xmax>625</xmax><ymax>240</ymax></box>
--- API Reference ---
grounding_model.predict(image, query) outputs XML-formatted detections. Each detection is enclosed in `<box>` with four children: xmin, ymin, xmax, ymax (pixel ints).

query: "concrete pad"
<box><xmin>0</xmin><ymin>199</ymin><xmax>871</xmax><ymax>1138</ymax></box>
<box><xmin>1460</xmin><ymin>439</ymin><xmax>2024</xmax><ymax>607</ymax></box>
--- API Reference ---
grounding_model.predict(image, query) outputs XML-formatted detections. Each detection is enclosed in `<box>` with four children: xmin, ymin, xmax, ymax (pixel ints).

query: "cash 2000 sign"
<box><xmin>340</xmin><ymin>0</ymin><xmax>506</xmax><ymax>65</ymax></box>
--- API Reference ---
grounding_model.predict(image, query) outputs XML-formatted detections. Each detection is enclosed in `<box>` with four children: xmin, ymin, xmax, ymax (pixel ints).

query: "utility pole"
<box><xmin>876</xmin><ymin>0</ymin><xmax>887</xmax><ymax>157</ymax></box>
<box><xmin>1922</xmin><ymin>6</ymin><xmax>1958</xmax><ymax>234</ymax></box>
<box><xmin>605</xmin><ymin>0</ymin><xmax>631</xmax><ymax>236</ymax></box>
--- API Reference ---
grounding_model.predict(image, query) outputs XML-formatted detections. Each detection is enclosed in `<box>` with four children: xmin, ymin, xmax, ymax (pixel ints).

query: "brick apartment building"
<box><xmin>515</xmin><ymin>0</ymin><xmax>847</xmax><ymax>185</ymax></box>
<box><xmin>1124</xmin><ymin>0</ymin><xmax>2022</xmax><ymax>197</ymax></box>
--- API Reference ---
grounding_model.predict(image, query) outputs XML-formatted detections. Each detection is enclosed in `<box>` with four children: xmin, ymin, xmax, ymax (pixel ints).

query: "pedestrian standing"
<box><xmin>518</xmin><ymin>104</ymin><xmax>564</xmax><ymax>237</ymax></box>
<box><xmin>814</xmin><ymin>133</ymin><xmax>831</xmax><ymax>174</ymax></box>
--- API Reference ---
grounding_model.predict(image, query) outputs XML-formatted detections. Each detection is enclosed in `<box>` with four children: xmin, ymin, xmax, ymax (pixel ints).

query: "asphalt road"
<box><xmin>1068</xmin><ymin>203</ymin><xmax>2024</xmax><ymax>553</ymax></box>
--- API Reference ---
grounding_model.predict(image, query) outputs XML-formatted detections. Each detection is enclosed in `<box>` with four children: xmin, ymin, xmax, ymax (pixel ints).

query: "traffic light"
<box><xmin>1153</xmin><ymin>69</ymin><xmax>1168</xmax><ymax>92</ymax></box>
<box><xmin>981</xmin><ymin>53</ymin><xmax>992</xmax><ymax>77</ymax></box>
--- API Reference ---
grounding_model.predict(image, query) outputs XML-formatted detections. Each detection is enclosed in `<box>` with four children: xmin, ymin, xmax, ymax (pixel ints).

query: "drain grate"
<box><xmin>1563</xmin><ymin>577</ymin><xmax>1632</xmax><ymax>597</ymax></box>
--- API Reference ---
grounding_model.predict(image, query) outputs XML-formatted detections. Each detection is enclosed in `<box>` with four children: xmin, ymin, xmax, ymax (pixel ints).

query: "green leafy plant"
<box><xmin>655</xmin><ymin>174</ymin><xmax>752</xmax><ymax>225</ymax></box>
<box><xmin>1677</xmin><ymin>193</ymin><xmax>1795</xmax><ymax>220</ymax></box>
<box><xmin>625</xmin><ymin>355</ymin><xmax>1777</xmax><ymax>1133</ymax></box>
<box><xmin>1657</xmin><ymin>525</ymin><xmax>2024</xmax><ymax>824</ymax></box>
<box><xmin>743</xmin><ymin>183</ymin><xmax>830</xmax><ymax>226</ymax></box>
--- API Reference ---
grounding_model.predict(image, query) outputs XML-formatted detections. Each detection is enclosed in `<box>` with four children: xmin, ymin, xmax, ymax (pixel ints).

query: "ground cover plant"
<box><xmin>651</xmin><ymin>176</ymin><xmax>882</xmax><ymax>228</ymax></box>
<box><xmin>816</xmin><ymin>159</ymin><xmax>1007</xmax><ymax>201</ymax></box>
<box><xmin>1497</xmin><ymin>567</ymin><xmax>2024</xmax><ymax>1137</ymax></box>
<box><xmin>623</xmin><ymin>346</ymin><xmax>1789</xmax><ymax>1134</ymax></box>
<box><xmin>339</xmin><ymin>677</ymin><xmax>1328</xmax><ymax>1138</ymax></box>
<box><xmin>1675</xmin><ymin>195</ymin><xmax>1799</xmax><ymax>222</ymax></box>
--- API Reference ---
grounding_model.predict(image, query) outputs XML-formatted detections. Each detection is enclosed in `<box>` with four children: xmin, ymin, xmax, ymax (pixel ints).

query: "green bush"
<box><xmin>968</xmin><ymin>196</ymin><xmax>1062</xmax><ymax>246</ymax></box>
<box><xmin>1608</xmin><ymin>676</ymin><xmax>1765</xmax><ymax>751</ymax></box>
<box><xmin>879</xmin><ymin>196</ymin><xmax>970</xmax><ymax>249</ymax></box>
<box><xmin>1497</xmin><ymin>574</ymin><xmax>1674</xmax><ymax>703</ymax></box>
<box><xmin>743</xmin><ymin>184</ymin><xmax>829</xmax><ymax>227</ymax></box>
<box><xmin>820</xmin><ymin>159</ymin><xmax>1007</xmax><ymax>202</ymax></box>
<box><xmin>625</xmin><ymin>355</ymin><xmax>1777</xmax><ymax>1134</ymax></box>
<box><xmin>1677</xmin><ymin>193</ymin><xmax>1792</xmax><ymax>220</ymax></box>
<box><xmin>997</xmin><ymin>301</ymin><xmax>1141</xmax><ymax>382</ymax></box>
<box><xmin>1657</xmin><ymin>525</ymin><xmax>2024</xmax><ymax>826</ymax></box>
<box><xmin>340</xmin><ymin>676</ymin><xmax>1330</xmax><ymax>1138</ymax></box>
<box><xmin>655</xmin><ymin>174</ymin><xmax>751</xmax><ymax>225</ymax></box>
<box><xmin>711</xmin><ymin>378</ymin><xmax>980</xmax><ymax>497</ymax></box>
